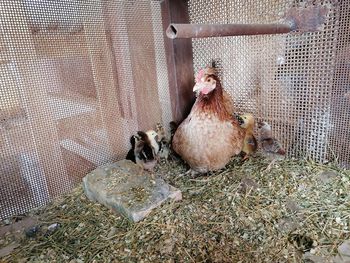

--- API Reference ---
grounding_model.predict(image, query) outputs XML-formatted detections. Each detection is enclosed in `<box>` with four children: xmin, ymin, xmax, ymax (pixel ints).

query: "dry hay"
<box><xmin>1</xmin><ymin>156</ymin><xmax>350</xmax><ymax>262</ymax></box>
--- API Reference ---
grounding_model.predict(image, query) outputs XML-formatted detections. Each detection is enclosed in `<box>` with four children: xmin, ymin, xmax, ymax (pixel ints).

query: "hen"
<box><xmin>172</xmin><ymin>67</ymin><xmax>245</xmax><ymax>175</ymax></box>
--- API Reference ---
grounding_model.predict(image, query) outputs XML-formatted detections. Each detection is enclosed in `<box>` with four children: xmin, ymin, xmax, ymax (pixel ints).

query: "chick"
<box><xmin>155</xmin><ymin>123</ymin><xmax>170</xmax><ymax>160</ymax></box>
<box><xmin>158</xmin><ymin>140</ymin><xmax>170</xmax><ymax>160</ymax></box>
<box><xmin>258</xmin><ymin>121</ymin><xmax>286</xmax><ymax>155</ymax></box>
<box><xmin>135</xmin><ymin>131</ymin><xmax>157</xmax><ymax>171</ymax></box>
<box><xmin>155</xmin><ymin>122</ymin><xmax>166</xmax><ymax>141</ymax></box>
<box><xmin>237</xmin><ymin>113</ymin><xmax>257</xmax><ymax>161</ymax></box>
<box><xmin>125</xmin><ymin>132</ymin><xmax>157</xmax><ymax>171</ymax></box>
<box><xmin>126</xmin><ymin>135</ymin><xmax>138</xmax><ymax>163</ymax></box>
<box><xmin>145</xmin><ymin>130</ymin><xmax>159</xmax><ymax>155</ymax></box>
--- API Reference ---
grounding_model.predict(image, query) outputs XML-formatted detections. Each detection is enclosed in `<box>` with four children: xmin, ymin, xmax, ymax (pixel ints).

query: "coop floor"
<box><xmin>1</xmin><ymin>156</ymin><xmax>350</xmax><ymax>262</ymax></box>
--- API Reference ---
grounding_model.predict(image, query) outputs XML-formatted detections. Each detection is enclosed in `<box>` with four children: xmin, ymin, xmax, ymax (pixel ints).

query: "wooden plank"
<box><xmin>0</xmin><ymin>64</ymin><xmax>23</xmax><ymax>119</ymax></box>
<box><xmin>33</xmin><ymin>31</ymin><xmax>88</xmax><ymax>59</ymax></box>
<box><xmin>103</xmin><ymin>1</ymin><xmax>134</xmax><ymax>120</ymax></box>
<box><xmin>0</xmin><ymin>0</ymin><xmax>71</xmax><ymax>198</ymax></box>
<box><xmin>55</xmin><ymin>56</ymin><xmax>97</xmax><ymax>99</ymax></box>
<box><xmin>161</xmin><ymin>0</ymin><xmax>195</xmax><ymax>124</ymax></box>
<box><xmin>101</xmin><ymin>1</ymin><xmax>139</xmax><ymax>140</ymax></box>
<box><xmin>56</xmin><ymin>112</ymin><xmax>99</xmax><ymax>142</ymax></box>
<box><xmin>82</xmin><ymin>0</ymin><xmax>124</xmax><ymax>159</ymax></box>
<box><xmin>0</xmin><ymin>122</ymin><xmax>34</xmax><ymax>159</ymax></box>
<box><xmin>61</xmin><ymin>148</ymin><xmax>95</xmax><ymax>183</ymax></box>
<box><xmin>125</xmin><ymin>1</ymin><xmax>163</xmax><ymax>131</ymax></box>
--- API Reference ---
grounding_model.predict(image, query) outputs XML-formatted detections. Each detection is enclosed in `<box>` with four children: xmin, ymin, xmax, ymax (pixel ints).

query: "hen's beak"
<box><xmin>193</xmin><ymin>82</ymin><xmax>204</xmax><ymax>93</ymax></box>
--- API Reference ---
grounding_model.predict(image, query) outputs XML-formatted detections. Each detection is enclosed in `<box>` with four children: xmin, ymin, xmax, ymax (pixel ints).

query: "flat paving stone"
<box><xmin>83</xmin><ymin>160</ymin><xmax>182</xmax><ymax>222</ymax></box>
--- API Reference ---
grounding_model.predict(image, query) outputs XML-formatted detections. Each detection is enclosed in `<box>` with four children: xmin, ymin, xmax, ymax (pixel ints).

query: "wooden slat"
<box><xmin>0</xmin><ymin>0</ymin><xmax>71</xmax><ymax>198</ymax></box>
<box><xmin>82</xmin><ymin>0</ymin><xmax>124</xmax><ymax>159</ymax></box>
<box><xmin>33</xmin><ymin>31</ymin><xmax>88</xmax><ymax>59</ymax></box>
<box><xmin>61</xmin><ymin>148</ymin><xmax>95</xmax><ymax>183</ymax></box>
<box><xmin>161</xmin><ymin>0</ymin><xmax>195</xmax><ymax>124</ymax></box>
<box><xmin>125</xmin><ymin>1</ymin><xmax>163</xmax><ymax>130</ymax></box>
<box><xmin>0</xmin><ymin>122</ymin><xmax>34</xmax><ymax>159</ymax></box>
<box><xmin>102</xmin><ymin>7</ymin><xmax>132</xmax><ymax>120</ymax></box>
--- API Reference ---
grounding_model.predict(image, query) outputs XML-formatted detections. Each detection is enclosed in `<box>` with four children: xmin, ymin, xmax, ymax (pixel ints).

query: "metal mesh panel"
<box><xmin>189</xmin><ymin>0</ymin><xmax>347</xmax><ymax>164</ymax></box>
<box><xmin>1</xmin><ymin>0</ymin><xmax>349</xmax><ymax>220</ymax></box>
<box><xmin>329</xmin><ymin>1</ymin><xmax>350</xmax><ymax>168</ymax></box>
<box><xmin>0</xmin><ymin>0</ymin><xmax>170</xmax><ymax>220</ymax></box>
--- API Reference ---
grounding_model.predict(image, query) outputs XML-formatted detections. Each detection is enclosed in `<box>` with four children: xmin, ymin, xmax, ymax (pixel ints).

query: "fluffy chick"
<box><xmin>126</xmin><ymin>132</ymin><xmax>157</xmax><ymax>171</ymax></box>
<box><xmin>135</xmin><ymin>131</ymin><xmax>157</xmax><ymax>171</ymax></box>
<box><xmin>258</xmin><ymin>121</ymin><xmax>285</xmax><ymax>155</ymax></box>
<box><xmin>237</xmin><ymin>113</ymin><xmax>257</xmax><ymax>161</ymax></box>
<box><xmin>155</xmin><ymin>122</ymin><xmax>166</xmax><ymax>141</ymax></box>
<box><xmin>155</xmin><ymin>123</ymin><xmax>170</xmax><ymax>160</ymax></box>
<box><xmin>158</xmin><ymin>140</ymin><xmax>170</xmax><ymax>160</ymax></box>
<box><xmin>146</xmin><ymin>130</ymin><xmax>159</xmax><ymax>155</ymax></box>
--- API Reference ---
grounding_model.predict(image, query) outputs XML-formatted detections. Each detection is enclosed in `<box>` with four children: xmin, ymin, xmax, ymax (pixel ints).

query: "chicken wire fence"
<box><xmin>0</xmin><ymin>0</ymin><xmax>349</xmax><ymax>220</ymax></box>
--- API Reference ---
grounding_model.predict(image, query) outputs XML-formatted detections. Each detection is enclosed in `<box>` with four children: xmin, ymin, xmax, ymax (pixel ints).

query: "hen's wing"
<box><xmin>223</xmin><ymin>90</ymin><xmax>234</xmax><ymax>114</ymax></box>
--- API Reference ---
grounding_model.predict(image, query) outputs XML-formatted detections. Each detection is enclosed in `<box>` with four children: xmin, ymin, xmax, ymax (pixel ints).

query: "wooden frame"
<box><xmin>161</xmin><ymin>0</ymin><xmax>195</xmax><ymax>124</ymax></box>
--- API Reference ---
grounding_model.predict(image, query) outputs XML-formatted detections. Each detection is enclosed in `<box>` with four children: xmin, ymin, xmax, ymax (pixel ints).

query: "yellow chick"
<box><xmin>155</xmin><ymin>122</ymin><xmax>166</xmax><ymax>141</ymax></box>
<box><xmin>237</xmin><ymin>113</ymin><xmax>258</xmax><ymax>161</ymax></box>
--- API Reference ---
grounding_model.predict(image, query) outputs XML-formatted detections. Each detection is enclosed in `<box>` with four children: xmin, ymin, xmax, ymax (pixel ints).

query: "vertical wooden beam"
<box><xmin>125</xmin><ymin>1</ymin><xmax>163</xmax><ymax>131</ymax></box>
<box><xmin>83</xmin><ymin>0</ymin><xmax>125</xmax><ymax>159</ymax></box>
<box><xmin>161</xmin><ymin>0</ymin><xmax>195</xmax><ymax>124</ymax></box>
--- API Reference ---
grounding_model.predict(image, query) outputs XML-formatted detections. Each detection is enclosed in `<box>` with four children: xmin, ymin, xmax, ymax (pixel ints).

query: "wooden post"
<box><xmin>124</xmin><ymin>1</ymin><xmax>163</xmax><ymax>131</ymax></box>
<box><xmin>83</xmin><ymin>0</ymin><xmax>125</xmax><ymax>159</ymax></box>
<box><xmin>161</xmin><ymin>0</ymin><xmax>195</xmax><ymax>124</ymax></box>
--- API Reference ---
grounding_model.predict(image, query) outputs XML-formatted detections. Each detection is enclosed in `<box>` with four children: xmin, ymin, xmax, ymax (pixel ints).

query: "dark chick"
<box><xmin>126</xmin><ymin>135</ymin><xmax>138</xmax><ymax>163</ymax></box>
<box><xmin>258</xmin><ymin>121</ymin><xmax>286</xmax><ymax>155</ymax></box>
<box><xmin>135</xmin><ymin>131</ymin><xmax>157</xmax><ymax>171</ymax></box>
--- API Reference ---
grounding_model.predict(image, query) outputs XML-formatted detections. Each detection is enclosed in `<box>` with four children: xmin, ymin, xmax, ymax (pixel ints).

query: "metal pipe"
<box><xmin>166</xmin><ymin>23</ymin><xmax>293</xmax><ymax>39</ymax></box>
<box><xmin>166</xmin><ymin>5</ymin><xmax>329</xmax><ymax>39</ymax></box>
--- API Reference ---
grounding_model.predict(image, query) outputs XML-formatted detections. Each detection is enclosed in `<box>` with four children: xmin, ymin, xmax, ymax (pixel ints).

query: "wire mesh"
<box><xmin>0</xmin><ymin>0</ymin><xmax>170</xmax><ymax>220</ymax></box>
<box><xmin>189</xmin><ymin>0</ymin><xmax>348</xmax><ymax>165</ymax></box>
<box><xmin>1</xmin><ymin>0</ymin><xmax>349</xmax><ymax>220</ymax></box>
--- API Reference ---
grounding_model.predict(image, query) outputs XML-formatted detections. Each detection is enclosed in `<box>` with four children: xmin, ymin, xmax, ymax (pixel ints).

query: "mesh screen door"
<box><xmin>0</xmin><ymin>0</ymin><xmax>171</xmax><ymax>220</ymax></box>
<box><xmin>189</xmin><ymin>0</ymin><xmax>350</xmax><ymax>168</ymax></box>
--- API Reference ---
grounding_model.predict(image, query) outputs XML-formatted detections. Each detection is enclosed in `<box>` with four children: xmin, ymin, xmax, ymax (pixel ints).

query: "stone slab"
<box><xmin>82</xmin><ymin>160</ymin><xmax>182</xmax><ymax>222</ymax></box>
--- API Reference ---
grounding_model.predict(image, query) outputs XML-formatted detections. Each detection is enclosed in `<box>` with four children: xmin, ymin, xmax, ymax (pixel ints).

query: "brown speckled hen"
<box><xmin>172</xmin><ymin>67</ymin><xmax>245</xmax><ymax>175</ymax></box>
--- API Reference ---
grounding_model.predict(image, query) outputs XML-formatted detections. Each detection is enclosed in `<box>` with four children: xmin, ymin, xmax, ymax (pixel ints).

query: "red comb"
<box><xmin>195</xmin><ymin>68</ymin><xmax>205</xmax><ymax>83</ymax></box>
